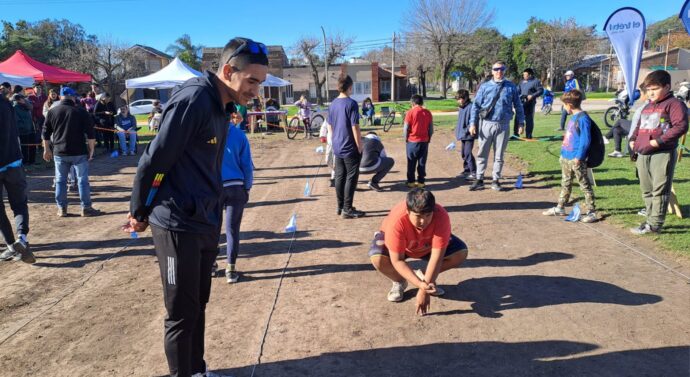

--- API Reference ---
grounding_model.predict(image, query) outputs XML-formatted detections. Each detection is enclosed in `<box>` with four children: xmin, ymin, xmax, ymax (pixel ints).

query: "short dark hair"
<box><xmin>642</xmin><ymin>70</ymin><xmax>671</xmax><ymax>88</ymax></box>
<box><xmin>523</xmin><ymin>68</ymin><xmax>535</xmax><ymax>76</ymax></box>
<box><xmin>411</xmin><ymin>94</ymin><xmax>423</xmax><ymax>106</ymax></box>
<box><xmin>0</xmin><ymin>82</ymin><xmax>10</xmax><ymax>89</ymax></box>
<box><xmin>406</xmin><ymin>188</ymin><xmax>435</xmax><ymax>214</ymax></box>
<box><xmin>562</xmin><ymin>89</ymin><xmax>583</xmax><ymax>109</ymax></box>
<box><xmin>493</xmin><ymin>60</ymin><xmax>506</xmax><ymax>67</ymax></box>
<box><xmin>455</xmin><ymin>89</ymin><xmax>470</xmax><ymax>102</ymax></box>
<box><xmin>218</xmin><ymin>37</ymin><xmax>269</xmax><ymax>72</ymax></box>
<box><xmin>337</xmin><ymin>74</ymin><xmax>353</xmax><ymax>93</ymax></box>
<box><xmin>12</xmin><ymin>85</ymin><xmax>23</xmax><ymax>94</ymax></box>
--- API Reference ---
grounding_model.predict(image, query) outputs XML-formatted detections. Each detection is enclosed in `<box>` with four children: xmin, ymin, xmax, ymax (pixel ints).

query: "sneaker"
<box><xmin>68</xmin><ymin>184</ymin><xmax>77</xmax><ymax>192</ymax></box>
<box><xmin>226</xmin><ymin>267</ymin><xmax>239</xmax><ymax>283</ymax></box>
<box><xmin>630</xmin><ymin>223</ymin><xmax>660</xmax><ymax>235</ymax></box>
<box><xmin>341</xmin><ymin>207</ymin><xmax>365</xmax><ymax>219</ymax></box>
<box><xmin>57</xmin><ymin>207</ymin><xmax>67</xmax><ymax>217</ymax></box>
<box><xmin>336</xmin><ymin>207</ymin><xmax>342</xmax><ymax>216</ymax></box>
<box><xmin>580</xmin><ymin>212</ymin><xmax>598</xmax><ymax>223</ymax></box>
<box><xmin>416</xmin><ymin>182</ymin><xmax>425</xmax><ymax>188</ymax></box>
<box><xmin>491</xmin><ymin>180</ymin><xmax>503</xmax><ymax>191</ymax></box>
<box><xmin>413</xmin><ymin>269</ymin><xmax>444</xmax><ymax>296</ymax></box>
<box><xmin>368</xmin><ymin>181</ymin><xmax>383</xmax><ymax>192</ymax></box>
<box><xmin>11</xmin><ymin>241</ymin><xmax>34</xmax><ymax>264</ymax></box>
<box><xmin>469</xmin><ymin>179</ymin><xmax>484</xmax><ymax>191</ymax></box>
<box><xmin>637</xmin><ymin>208</ymin><xmax>647</xmax><ymax>217</ymax></box>
<box><xmin>128</xmin><ymin>151</ymin><xmax>136</xmax><ymax>156</ymax></box>
<box><xmin>329</xmin><ymin>179</ymin><xmax>335</xmax><ymax>187</ymax></box>
<box><xmin>406</xmin><ymin>182</ymin><xmax>417</xmax><ymax>189</ymax></box>
<box><xmin>387</xmin><ymin>280</ymin><xmax>408</xmax><ymax>302</ymax></box>
<box><xmin>542</xmin><ymin>206</ymin><xmax>566</xmax><ymax>216</ymax></box>
<box><xmin>211</xmin><ymin>262</ymin><xmax>218</xmax><ymax>277</ymax></box>
<box><xmin>465</xmin><ymin>173</ymin><xmax>476</xmax><ymax>181</ymax></box>
<box><xmin>608</xmin><ymin>151</ymin><xmax>624</xmax><ymax>158</ymax></box>
<box><xmin>0</xmin><ymin>247</ymin><xmax>18</xmax><ymax>261</ymax></box>
<box><xmin>81</xmin><ymin>207</ymin><xmax>101</xmax><ymax>217</ymax></box>
<box><xmin>602</xmin><ymin>136</ymin><xmax>610</xmax><ymax>145</ymax></box>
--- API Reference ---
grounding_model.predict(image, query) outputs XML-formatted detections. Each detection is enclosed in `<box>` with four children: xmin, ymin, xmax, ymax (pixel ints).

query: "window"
<box><xmin>354</xmin><ymin>81</ymin><xmax>371</xmax><ymax>95</ymax></box>
<box><xmin>380</xmin><ymin>80</ymin><xmax>391</xmax><ymax>94</ymax></box>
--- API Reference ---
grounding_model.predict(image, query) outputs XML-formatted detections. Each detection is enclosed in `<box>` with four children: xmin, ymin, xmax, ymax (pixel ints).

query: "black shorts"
<box><xmin>369</xmin><ymin>233</ymin><xmax>468</xmax><ymax>260</ymax></box>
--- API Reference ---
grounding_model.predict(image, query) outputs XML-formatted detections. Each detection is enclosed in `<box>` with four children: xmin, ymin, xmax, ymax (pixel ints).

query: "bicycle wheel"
<box><xmin>287</xmin><ymin>117</ymin><xmax>302</xmax><ymax>139</ymax></box>
<box><xmin>310</xmin><ymin>114</ymin><xmax>324</xmax><ymax>137</ymax></box>
<box><xmin>541</xmin><ymin>104</ymin><xmax>552</xmax><ymax>115</ymax></box>
<box><xmin>382</xmin><ymin>111</ymin><xmax>396</xmax><ymax>132</ymax></box>
<box><xmin>603</xmin><ymin>107</ymin><xmax>620</xmax><ymax>128</ymax></box>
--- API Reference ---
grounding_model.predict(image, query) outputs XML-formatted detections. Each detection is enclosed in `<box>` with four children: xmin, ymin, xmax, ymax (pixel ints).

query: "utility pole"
<box><xmin>391</xmin><ymin>32</ymin><xmax>396</xmax><ymax>102</ymax></box>
<box><xmin>606</xmin><ymin>43</ymin><xmax>612</xmax><ymax>92</ymax></box>
<box><xmin>549</xmin><ymin>34</ymin><xmax>554</xmax><ymax>89</ymax></box>
<box><xmin>664</xmin><ymin>28</ymin><xmax>676</xmax><ymax>70</ymax></box>
<box><xmin>321</xmin><ymin>26</ymin><xmax>329</xmax><ymax>103</ymax></box>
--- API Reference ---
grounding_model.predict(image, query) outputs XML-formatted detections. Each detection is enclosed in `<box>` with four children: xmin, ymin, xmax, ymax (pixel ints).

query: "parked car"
<box><xmin>128</xmin><ymin>99</ymin><xmax>164</xmax><ymax>115</ymax></box>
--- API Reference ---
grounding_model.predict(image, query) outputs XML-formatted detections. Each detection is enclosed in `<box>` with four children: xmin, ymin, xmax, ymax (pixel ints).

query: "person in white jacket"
<box><xmin>319</xmin><ymin>120</ymin><xmax>335</xmax><ymax>186</ymax></box>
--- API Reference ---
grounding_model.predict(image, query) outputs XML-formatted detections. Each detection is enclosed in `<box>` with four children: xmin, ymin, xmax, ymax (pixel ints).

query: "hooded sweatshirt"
<box><xmin>630</xmin><ymin>92</ymin><xmax>688</xmax><ymax>155</ymax></box>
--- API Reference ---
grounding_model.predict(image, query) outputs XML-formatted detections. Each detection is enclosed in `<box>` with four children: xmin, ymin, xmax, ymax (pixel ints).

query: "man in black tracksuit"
<box><xmin>127</xmin><ymin>37</ymin><xmax>268</xmax><ymax>377</ymax></box>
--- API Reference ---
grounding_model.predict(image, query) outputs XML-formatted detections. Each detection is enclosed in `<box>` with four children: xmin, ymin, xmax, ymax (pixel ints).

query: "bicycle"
<box><xmin>287</xmin><ymin>106</ymin><xmax>325</xmax><ymax>139</ymax></box>
<box><xmin>381</xmin><ymin>103</ymin><xmax>410</xmax><ymax>132</ymax></box>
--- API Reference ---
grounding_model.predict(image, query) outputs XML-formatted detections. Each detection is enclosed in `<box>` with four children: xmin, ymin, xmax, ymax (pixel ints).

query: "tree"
<box><xmin>454</xmin><ymin>28</ymin><xmax>512</xmax><ymax>91</ymax></box>
<box><xmin>291</xmin><ymin>33</ymin><xmax>352</xmax><ymax>105</ymax></box>
<box><xmin>399</xmin><ymin>36</ymin><xmax>434</xmax><ymax>97</ymax></box>
<box><xmin>647</xmin><ymin>16</ymin><xmax>685</xmax><ymax>50</ymax></box>
<box><xmin>166</xmin><ymin>34</ymin><xmax>202</xmax><ymax>70</ymax></box>
<box><xmin>402</xmin><ymin>0</ymin><xmax>494</xmax><ymax>98</ymax></box>
<box><xmin>0</xmin><ymin>19</ymin><xmax>93</xmax><ymax>64</ymax></box>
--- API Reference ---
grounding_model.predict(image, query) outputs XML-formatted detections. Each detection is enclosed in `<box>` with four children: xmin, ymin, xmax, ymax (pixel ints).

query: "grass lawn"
<box><xmin>433</xmin><ymin>111</ymin><xmax>690</xmax><ymax>255</ymax></box>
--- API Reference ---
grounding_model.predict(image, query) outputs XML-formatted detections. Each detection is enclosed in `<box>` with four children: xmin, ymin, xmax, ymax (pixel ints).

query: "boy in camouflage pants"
<box><xmin>543</xmin><ymin>89</ymin><xmax>597</xmax><ymax>223</ymax></box>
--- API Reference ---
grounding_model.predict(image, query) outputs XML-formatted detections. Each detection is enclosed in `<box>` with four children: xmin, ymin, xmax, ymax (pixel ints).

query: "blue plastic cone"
<box><xmin>514</xmin><ymin>172</ymin><xmax>524</xmax><ymax>189</ymax></box>
<box><xmin>303</xmin><ymin>180</ymin><xmax>311</xmax><ymax>197</ymax></box>
<box><xmin>130</xmin><ymin>231</ymin><xmax>138</xmax><ymax>239</ymax></box>
<box><xmin>284</xmin><ymin>213</ymin><xmax>297</xmax><ymax>233</ymax></box>
<box><xmin>565</xmin><ymin>203</ymin><xmax>581</xmax><ymax>222</ymax></box>
<box><xmin>110</xmin><ymin>150</ymin><xmax>119</xmax><ymax>158</ymax></box>
<box><xmin>445</xmin><ymin>142</ymin><xmax>456</xmax><ymax>151</ymax></box>
<box><xmin>315</xmin><ymin>146</ymin><xmax>324</xmax><ymax>154</ymax></box>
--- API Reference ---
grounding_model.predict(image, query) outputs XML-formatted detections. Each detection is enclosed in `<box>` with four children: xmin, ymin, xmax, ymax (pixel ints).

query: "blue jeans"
<box><xmin>560</xmin><ymin>108</ymin><xmax>568</xmax><ymax>130</ymax></box>
<box><xmin>406</xmin><ymin>142</ymin><xmax>429</xmax><ymax>184</ymax></box>
<box><xmin>116</xmin><ymin>130</ymin><xmax>137</xmax><ymax>154</ymax></box>
<box><xmin>54</xmin><ymin>155</ymin><xmax>91</xmax><ymax>209</ymax></box>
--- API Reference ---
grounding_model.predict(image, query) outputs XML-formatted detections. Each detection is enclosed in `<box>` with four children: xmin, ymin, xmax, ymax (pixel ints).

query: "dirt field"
<box><xmin>1</xmin><ymin>128</ymin><xmax>689</xmax><ymax>377</ymax></box>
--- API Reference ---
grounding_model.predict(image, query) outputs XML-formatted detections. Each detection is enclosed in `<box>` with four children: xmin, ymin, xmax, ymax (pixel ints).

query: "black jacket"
<box><xmin>130</xmin><ymin>71</ymin><xmax>234</xmax><ymax>234</ymax></box>
<box><xmin>42</xmin><ymin>99</ymin><xmax>95</xmax><ymax>157</ymax></box>
<box><xmin>0</xmin><ymin>97</ymin><xmax>22</xmax><ymax>167</ymax></box>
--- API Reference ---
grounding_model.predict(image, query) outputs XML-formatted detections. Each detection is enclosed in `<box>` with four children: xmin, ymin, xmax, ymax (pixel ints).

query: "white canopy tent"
<box><xmin>125</xmin><ymin>57</ymin><xmax>202</xmax><ymax>89</ymax></box>
<box><xmin>0</xmin><ymin>72</ymin><xmax>35</xmax><ymax>87</ymax></box>
<box><xmin>261</xmin><ymin>73</ymin><xmax>293</xmax><ymax>105</ymax></box>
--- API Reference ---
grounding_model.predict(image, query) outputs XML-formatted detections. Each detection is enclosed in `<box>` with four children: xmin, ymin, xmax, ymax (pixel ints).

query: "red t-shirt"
<box><xmin>404</xmin><ymin>106</ymin><xmax>432</xmax><ymax>142</ymax></box>
<box><xmin>381</xmin><ymin>201</ymin><xmax>451</xmax><ymax>259</ymax></box>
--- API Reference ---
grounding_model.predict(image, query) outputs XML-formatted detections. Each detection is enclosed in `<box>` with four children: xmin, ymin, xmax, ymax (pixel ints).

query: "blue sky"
<box><xmin>3</xmin><ymin>0</ymin><xmax>681</xmax><ymax>57</ymax></box>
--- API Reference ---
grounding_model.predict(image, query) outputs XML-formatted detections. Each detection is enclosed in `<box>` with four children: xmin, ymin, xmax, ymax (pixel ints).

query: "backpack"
<box><xmin>576</xmin><ymin>112</ymin><xmax>604</xmax><ymax>168</ymax></box>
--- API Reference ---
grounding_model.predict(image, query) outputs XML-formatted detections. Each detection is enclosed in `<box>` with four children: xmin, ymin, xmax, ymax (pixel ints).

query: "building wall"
<box><xmin>283</xmin><ymin>65</ymin><xmax>341</xmax><ymax>103</ymax></box>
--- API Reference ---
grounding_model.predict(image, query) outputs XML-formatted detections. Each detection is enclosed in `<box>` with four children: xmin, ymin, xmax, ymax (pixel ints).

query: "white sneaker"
<box><xmin>608</xmin><ymin>151</ymin><xmax>624</xmax><ymax>158</ymax></box>
<box><xmin>542</xmin><ymin>206</ymin><xmax>566</xmax><ymax>216</ymax></box>
<box><xmin>414</xmin><ymin>269</ymin><xmax>445</xmax><ymax>296</ymax></box>
<box><xmin>602</xmin><ymin>136</ymin><xmax>610</xmax><ymax>144</ymax></box>
<box><xmin>387</xmin><ymin>281</ymin><xmax>407</xmax><ymax>302</ymax></box>
<box><xmin>226</xmin><ymin>268</ymin><xmax>239</xmax><ymax>283</ymax></box>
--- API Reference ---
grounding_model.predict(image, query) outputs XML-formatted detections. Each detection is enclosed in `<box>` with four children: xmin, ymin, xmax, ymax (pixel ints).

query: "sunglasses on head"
<box><xmin>225</xmin><ymin>38</ymin><xmax>268</xmax><ymax>65</ymax></box>
<box><xmin>492</xmin><ymin>67</ymin><xmax>506</xmax><ymax>72</ymax></box>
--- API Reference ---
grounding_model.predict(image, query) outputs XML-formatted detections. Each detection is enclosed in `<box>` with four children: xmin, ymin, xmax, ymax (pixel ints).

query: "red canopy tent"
<box><xmin>0</xmin><ymin>50</ymin><xmax>91</xmax><ymax>83</ymax></box>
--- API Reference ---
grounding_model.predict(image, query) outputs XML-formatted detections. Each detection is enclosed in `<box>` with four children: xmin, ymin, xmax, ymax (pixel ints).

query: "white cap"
<box><xmin>565</xmin><ymin>70</ymin><xmax>574</xmax><ymax>76</ymax></box>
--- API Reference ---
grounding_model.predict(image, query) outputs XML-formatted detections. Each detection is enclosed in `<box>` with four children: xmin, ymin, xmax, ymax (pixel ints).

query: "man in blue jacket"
<box><xmin>469</xmin><ymin>61</ymin><xmax>524</xmax><ymax>191</ymax></box>
<box><xmin>515</xmin><ymin>68</ymin><xmax>543</xmax><ymax>139</ymax></box>
<box><xmin>126</xmin><ymin>37</ymin><xmax>268</xmax><ymax>377</ymax></box>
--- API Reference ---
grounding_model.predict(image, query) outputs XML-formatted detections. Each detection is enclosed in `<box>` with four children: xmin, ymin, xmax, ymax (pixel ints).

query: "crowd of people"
<box><xmin>0</xmin><ymin>32</ymin><xmax>687</xmax><ymax>376</ymax></box>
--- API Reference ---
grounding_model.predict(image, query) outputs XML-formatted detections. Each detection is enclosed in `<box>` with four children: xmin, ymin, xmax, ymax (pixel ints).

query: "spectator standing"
<box><xmin>515</xmin><ymin>68</ymin><xmax>544</xmax><ymax>138</ymax></box>
<box><xmin>454</xmin><ymin>89</ymin><xmax>476</xmax><ymax>180</ymax></box>
<box><xmin>94</xmin><ymin>93</ymin><xmax>116</xmax><ymax>151</ymax></box>
<box><xmin>404</xmin><ymin>94</ymin><xmax>433</xmax><ymax>188</ymax></box>
<box><xmin>12</xmin><ymin>93</ymin><xmax>36</xmax><ymax>165</ymax></box>
<box><xmin>559</xmin><ymin>70</ymin><xmax>581</xmax><ymax>131</ymax></box>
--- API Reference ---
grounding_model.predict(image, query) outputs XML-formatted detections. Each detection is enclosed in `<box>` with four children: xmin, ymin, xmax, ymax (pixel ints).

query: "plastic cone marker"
<box><xmin>515</xmin><ymin>172</ymin><xmax>523</xmax><ymax>189</ymax></box>
<box><xmin>130</xmin><ymin>231</ymin><xmax>138</xmax><ymax>239</ymax></box>
<box><xmin>285</xmin><ymin>213</ymin><xmax>297</xmax><ymax>233</ymax></box>
<box><xmin>304</xmin><ymin>180</ymin><xmax>311</xmax><ymax>197</ymax></box>
<box><xmin>315</xmin><ymin>146</ymin><xmax>324</xmax><ymax>153</ymax></box>
<box><xmin>110</xmin><ymin>150</ymin><xmax>119</xmax><ymax>158</ymax></box>
<box><xmin>565</xmin><ymin>203</ymin><xmax>581</xmax><ymax>222</ymax></box>
<box><xmin>445</xmin><ymin>142</ymin><xmax>456</xmax><ymax>151</ymax></box>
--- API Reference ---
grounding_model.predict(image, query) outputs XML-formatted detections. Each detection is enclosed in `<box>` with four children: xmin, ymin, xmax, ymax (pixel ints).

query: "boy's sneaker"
<box><xmin>580</xmin><ymin>211</ymin><xmax>598</xmax><ymax>223</ymax></box>
<box><xmin>542</xmin><ymin>206</ymin><xmax>566</xmax><ymax>216</ymax></box>
<box><xmin>226</xmin><ymin>267</ymin><xmax>239</xmax><ymax>284</ymax></box>
<box><xmin>0</xmin><ymin>247</ymin><xmax>18</xmax><ymax>261</ymax></box>
<box><xmin>406</xmin><ymin>182</ymin><xmax>417</xmax><ymax>189</ymax></box>
<box><xmin>637</xmin><ymin>208</ymin><xmax>647</xmax><ymax>217</ymax></box>
<box><xmin>12</xmin><ymin>240</ymin><xmax>34</xmax><ymax>264</ymax></box>
<box><xmin>602</xmin><ymin>136</ymin><xmax>610</xmax><ymax>144</ymax></box>
<box><xmin>387</xmin><ymin>280</ymin><xmax>407</xmax><ymax>302</ymax></box>
<box><xmin>464</xmin><ymin>173</ymin><xmax>476</xmax><ymax>181</ymax></box>
<box><xmin>630</xmin><ymin>223</ymin><xmax>660</xmax><ymax>235</ymax></box>
<box><xmin>211</xmin><ymin>262</ymin><xmax>218</xmax><ymax>277</ymax></box>
<box><xmin>416</xmin><ymin>182</ymin><xmax>425</xmax><ymax>188</ymax></box>
<box><xmin>81</xmin><ymin>207</ymin><xmax>102</xmax><ymax>217</ymax></box>
<box><xmin>329</xmin><ymin>179</ymin><xmax>335</xmax><ymax>187</ymax></box>
<box><xmin>368</xmin><ymin>181</ymin><xmax>383</xmax><ymax>192</ymax></box>
<box><xmin>341</xmin><ymin>207</ymin><xmax>365</xmax><ymax>219</ymax></box>
<box><xmin>608</xmin><ymin>151</ymin><xmax>624</xmax><ymax>158</ymax></box>
<box><xmin>491</xmin><ymin>180</ymin><xmax>503</xmax><ymax>191</ymax></box>
<box><xmin>336</xmin><ymin>207</ymin><xmax>342</xmax><ymax>216</ymax></box>
<box><xmin>57</xmin><ymin>207</ymin><xmax>67</xmax><ymax>217</ymax></box>
<box><xmin>414</xmin><ymin>269</ymin><xmax>445</xmax><ymax>296</ymax></box>
<box><xmin>469</xmin><ymin>179</ymin><xmax>484</xmax><ymax>191</ymax></box>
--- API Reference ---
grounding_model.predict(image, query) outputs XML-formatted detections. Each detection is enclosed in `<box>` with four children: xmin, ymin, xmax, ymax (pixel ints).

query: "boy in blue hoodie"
<box><xmin>543</xmin><ymin>89</ymin><xmax>597</xmax><ymax>223</ymax></box>
<box><xmin>222</xmin><ymin>111</ymin><xmax>254</xmax><ymax>283</ymax></box>
<box><xmin>454</xmin><ymin>89</ymin><xmax>475</xmax><ymax>180</ymax></box>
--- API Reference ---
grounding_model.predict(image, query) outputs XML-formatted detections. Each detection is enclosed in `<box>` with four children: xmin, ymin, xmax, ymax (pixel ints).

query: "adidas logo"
<box><xmin>207</xmin><ymin>137</ymin><xmax>217</xmax><ymax>144</ymax></box>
